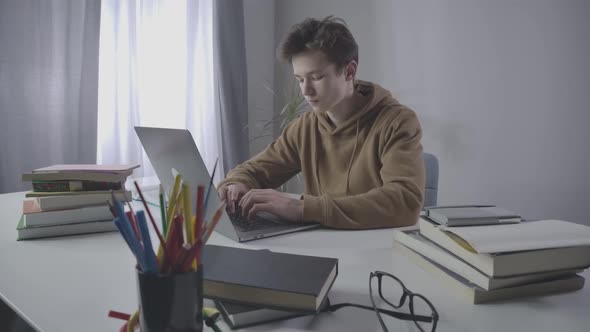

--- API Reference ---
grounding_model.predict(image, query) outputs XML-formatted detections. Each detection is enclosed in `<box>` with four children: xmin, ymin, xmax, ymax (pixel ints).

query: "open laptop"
<box><xmin>134</xmin><ymin>126</ymin><xmax>320</xmax><ymax>242</ymax></box>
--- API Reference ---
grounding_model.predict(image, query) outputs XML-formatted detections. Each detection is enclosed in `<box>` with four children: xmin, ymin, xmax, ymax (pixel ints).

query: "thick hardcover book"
<box><xmin>36</xmin><ymin>191</ymin><xmax>132</xmax><ymax>211</ymax></box>
<box><xmin>441</xmin><ymin>219</ymin><xmax>590</xmax><ymax>253</ymax></box>
<box><xmin>23</xmin><ymin>164</ymin><xmax>138</xmax><ymax>184</ymax></box>
<box><xmin>22</xmin><ymin>171</ymin><xmax>131</xmax><ymax>183</ymax></box>
<box><xmin>25</xmin><ymin>190</ymin><xmax>125</xmax><ymax>198</ymax></box>
<box><xmin>393</xmin><ymin>230</ymin><xmax>583</xmax><ymax>290</ymax></box>
<box><xmin>418</xmin><ymin>216</ymin><xmax>590</xmax><ymax>277</ymax></box>
<box><xmin>31</xmin><ymin>164</ymin><xmax>139</xmax><ymax>173</ymax></box>
<box><xmin>16</xmin><ymin>215</ymin><xmax>117</xmax><ymax>240</ymax></box>
<box><xmin>394</xmin><ymin>242</ymin><xmax>585</xmax><ymax>304</ymax></box>
<box><xmin>426</xmin><ymin>206</ymin><xmax>521</xmax><ymax>226</ymax></box>
<box><xmin>215</xmin><ymin>298</ymin><xmax>330</xmax><ymax>329</ymax></box>
<box><xmin>22</xmin><ymin>199</ymin><xmax>113</xmax><ymax>227</ymax></box>
<box><xmin>202</xmin><ymin>245</ymin><xmax>338</xmax><ymax>312</ymax></box>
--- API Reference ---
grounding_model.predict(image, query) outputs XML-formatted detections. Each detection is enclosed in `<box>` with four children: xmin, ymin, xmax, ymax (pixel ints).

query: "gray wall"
<box><xmin>244</xmin><ymin>0</ymin><xmax>590</xmax><ymax>225</ymax></box>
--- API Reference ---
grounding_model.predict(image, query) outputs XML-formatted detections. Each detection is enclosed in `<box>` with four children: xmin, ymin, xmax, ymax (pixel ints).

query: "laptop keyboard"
<box><xmin>228</xmin><ymin>206</ymin><xmax>281</xmax><ymax>232</ymax></box>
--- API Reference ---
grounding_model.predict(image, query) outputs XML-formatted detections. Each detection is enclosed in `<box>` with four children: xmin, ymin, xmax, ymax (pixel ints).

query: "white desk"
<box><xmin>1</xmin><ymin>190</ymin><xmax>589</xmax><ymax>332</ymax></box>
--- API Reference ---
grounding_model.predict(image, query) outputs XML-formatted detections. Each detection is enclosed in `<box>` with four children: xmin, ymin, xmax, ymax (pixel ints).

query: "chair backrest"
<box><xmin>423</xmin><ymin>152</ymin><xmax>439</xmax><ymax>207</ymax></box>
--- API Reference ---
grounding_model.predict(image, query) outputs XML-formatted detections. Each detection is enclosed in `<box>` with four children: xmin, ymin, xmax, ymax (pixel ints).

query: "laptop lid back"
<box><xmin>134</xmin><ymin>126</ymin><xmax>239</xmax><ymax>241</ymax></box>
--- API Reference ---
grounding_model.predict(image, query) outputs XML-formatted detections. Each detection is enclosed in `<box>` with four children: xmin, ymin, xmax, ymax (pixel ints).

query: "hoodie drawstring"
<box><xmin>345</xmin><ymin>120</ymin><xmax>360</xmax><ymax>195</ymax></box>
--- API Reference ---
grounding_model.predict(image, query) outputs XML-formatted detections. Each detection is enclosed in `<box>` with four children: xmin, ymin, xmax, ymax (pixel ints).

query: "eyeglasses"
<box><xmin>369</xmin><ymin>271</ymin><xmax>439</xmax><ymax>332</ymax></box>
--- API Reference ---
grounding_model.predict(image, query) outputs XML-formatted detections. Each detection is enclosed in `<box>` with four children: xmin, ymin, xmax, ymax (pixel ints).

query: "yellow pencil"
<box><xmin>158</xmin><ymin>175</ymin><xmax>182</xmax><ymax>268</ymax></box>
<box><xmin>182</xmin><ymin>183</ymin><xmax>194</xmax><ymax>245</ymax></box>
<box><xmin>166</xmin><ymin>174</ymin><xmax>182</xmax><ymax>222</ymax></box>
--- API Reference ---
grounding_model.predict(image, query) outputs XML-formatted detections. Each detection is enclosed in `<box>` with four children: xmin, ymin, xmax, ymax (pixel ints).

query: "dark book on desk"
<box><xmin>215</xmin><ymin>298</ymin><xmax>330</xmax><ymax>329</ymax></box>
<box><xmin>426</xmin><ymin>206</ymin><xmax>521</xmax><ymax>226</ymax></box>
<box><xmin>394</xmin><ymin>241</ymin><xmax>585</xmax><ymax>304</ymax></box>
<box><xmin>418</xmin><ymin>216</ymin><xmax>590</xmax><ymax>277</ymax></box>
<box><xmin>16</xmin><ymin>215</ymin><xmax>117</xmax><ymax>240</ymax></box>
<box><xmin>25</xmin><ymin>189</ymin><xmax>129</xmax><ymax>198</ymax></box>
<box><xmin>202</xmin><ymin>245</ymin><xmax>338</xmax><ymax>312</ymax></box>
<box><xmin>31</xmin><ymin>180</ymin><xmax>123</xmax><ymax>192</ymax></box>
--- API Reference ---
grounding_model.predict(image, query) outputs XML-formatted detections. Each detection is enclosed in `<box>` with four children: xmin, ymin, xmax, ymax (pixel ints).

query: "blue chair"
<box><xmin>423</xmin><ymin>152</ymin><xmax>439</xmax><ymax>208</ymax></box>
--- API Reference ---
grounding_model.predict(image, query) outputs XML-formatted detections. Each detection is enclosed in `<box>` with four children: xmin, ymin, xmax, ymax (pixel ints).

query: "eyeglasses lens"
<box><xmin>410</xmin><ymin>295</ymin><xmax>434</xmax><ymax>332</ymax></box>
<box><xmin>379</xmin><ymin>274</ymin><xmax>405</xmax><ymax>308</ymax></box>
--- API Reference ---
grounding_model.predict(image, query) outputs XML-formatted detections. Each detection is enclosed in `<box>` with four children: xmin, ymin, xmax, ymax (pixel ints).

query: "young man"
<box><xmin>218</xmin><ymin>16</ymin><xmax>424</xmax><ymax>229</ymax></box>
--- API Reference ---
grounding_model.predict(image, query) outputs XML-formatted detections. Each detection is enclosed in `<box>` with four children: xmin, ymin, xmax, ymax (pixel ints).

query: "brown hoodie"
<box><xmin>219</xmin><ymin>80</ymin><xmax>425</xmax><ymax>229</ymax></box>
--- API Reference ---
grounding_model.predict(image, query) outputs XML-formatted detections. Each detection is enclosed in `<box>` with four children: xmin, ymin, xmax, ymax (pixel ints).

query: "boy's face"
<box><xmin>292</xmin><ymin>50</ymin><xmax>353</xmax><ymax>112</ymax></box>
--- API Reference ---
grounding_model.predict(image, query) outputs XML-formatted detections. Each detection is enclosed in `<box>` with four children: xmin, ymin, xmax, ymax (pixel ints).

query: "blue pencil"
<box><xmin>136</xmin><ymin>211</ymin><xmax>159</xmax><ymax>274</ymax></box>
<box><xmin>114</xmin><ymin>217</ymin><xmax>147</xmax><ymax>271</ymax></box>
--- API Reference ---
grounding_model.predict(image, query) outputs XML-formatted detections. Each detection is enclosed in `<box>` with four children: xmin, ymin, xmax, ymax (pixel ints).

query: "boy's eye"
<box><xmin>312</xmin><ymin>75</ymin><xmax>324</xmax><ymax>80</ymax></box>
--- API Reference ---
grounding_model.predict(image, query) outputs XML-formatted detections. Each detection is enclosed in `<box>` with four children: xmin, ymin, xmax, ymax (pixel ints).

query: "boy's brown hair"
<box><xmin>278</xmin><ymin>16</ymin><xmax>358</xmax><ymax>72</ymax></box>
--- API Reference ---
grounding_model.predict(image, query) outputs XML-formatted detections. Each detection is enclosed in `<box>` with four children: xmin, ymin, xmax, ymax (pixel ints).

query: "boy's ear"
<box><xmin>345</xmin><ymin>61</ymin><xmax>358</xmax><ymax>81</ymax></box>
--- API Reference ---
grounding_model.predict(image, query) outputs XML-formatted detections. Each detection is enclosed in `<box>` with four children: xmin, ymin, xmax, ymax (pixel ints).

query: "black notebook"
<box><xmin>202</xmin><ymin>245</ymin><xmax>338</xmax><ymax>312</ymax></box>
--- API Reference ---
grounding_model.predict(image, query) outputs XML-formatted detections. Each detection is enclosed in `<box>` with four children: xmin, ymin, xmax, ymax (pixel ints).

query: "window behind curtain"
<box><xmin>97</xmin><ymin>0</ymin><xmax>217</xmax><ymax>183</ymax></box>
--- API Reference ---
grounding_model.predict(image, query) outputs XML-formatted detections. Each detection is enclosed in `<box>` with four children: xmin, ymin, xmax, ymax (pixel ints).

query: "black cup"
<box><xmin>136</xmin><ymin>267</ymin><xmax>203</xmax><ymax>332</ymax></box>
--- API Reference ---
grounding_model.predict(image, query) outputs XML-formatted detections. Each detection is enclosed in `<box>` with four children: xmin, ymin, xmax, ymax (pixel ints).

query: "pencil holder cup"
<box><xmin>136</xmin><ymin>267</ymin><xmax>203</xmax><ymax>332</ymax></box>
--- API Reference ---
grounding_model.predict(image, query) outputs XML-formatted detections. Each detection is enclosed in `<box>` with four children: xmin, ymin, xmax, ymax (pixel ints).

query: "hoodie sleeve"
<box><xmin>302</xmin><ymin>109</ymin><xmax>425</xmax><ymax>229</ymax></box>
<box><xmin>218</xmin><ymin>119</ymin><xmax>302</xmax><ymax>190</ymax></box>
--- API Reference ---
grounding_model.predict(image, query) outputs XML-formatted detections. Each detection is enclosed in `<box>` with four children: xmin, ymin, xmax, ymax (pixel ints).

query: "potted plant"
<box><xmin>247</xmin><ymin>79</ymin><xmax>308</xmax><ymax>192</ymax></box>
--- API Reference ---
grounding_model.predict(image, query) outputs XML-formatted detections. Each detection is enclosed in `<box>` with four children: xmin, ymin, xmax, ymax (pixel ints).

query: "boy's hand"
<box><xmin>239</xmin><ymin>189</ymin><xmax>304</xmax><ymax>223</ymax></box>
<box><xmin>218</xmin><ymin>183</ymin><xmax>249</xmax><ymax>214</ymax></box>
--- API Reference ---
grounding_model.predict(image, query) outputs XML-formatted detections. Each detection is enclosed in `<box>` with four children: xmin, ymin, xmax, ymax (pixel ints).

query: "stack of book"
<box><xmin>202</xmin><ymin>245</ymin><xmax>338</xmax><ymax>329</ymax></box>
<box><xmin>394</xmin><ymin>206</ymin><xmax>590</xmax><ymax>304</ymax></box>
<box><xmin>17</xmin><ymin>164</ymin><xmax>139</xmax><ymax>240</ymax></box>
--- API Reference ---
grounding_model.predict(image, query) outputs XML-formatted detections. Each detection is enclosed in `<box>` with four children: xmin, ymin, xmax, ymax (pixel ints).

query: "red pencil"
<box><xmin>161</xmin><ymin>215</ymin><xmax>183</xmax><ymax>273</ymax></box>
<box><xmin>196</xmin><ymin>222</ymin><xmax>206</xmax><ymax>263</ymax></box>
<box><xmin>125</xmin><ymin>204</ymin><xmax>141</xmax><ymax>242</ymax></box>
<box><xmin>173</xmin><ymin>244</ymin><xmax>191</xmax><ymax>273</ymax></box>
<box><xmin>180</xmin><ymin>241</ymin><xmax>201</xmax><ymax>272</ymax></box>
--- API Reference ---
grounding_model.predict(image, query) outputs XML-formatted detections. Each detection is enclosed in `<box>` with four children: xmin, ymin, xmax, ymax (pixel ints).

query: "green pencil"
<box><xmin>159</xmin><ymin>184</ymin><xmax>168</xmax><ymax>236</ymax></box>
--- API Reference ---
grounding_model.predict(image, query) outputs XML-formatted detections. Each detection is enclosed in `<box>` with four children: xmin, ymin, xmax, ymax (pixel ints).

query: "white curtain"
<box><xmin>0</xmin><ymin>0</ymin><xmax>100</xmax><ymax>194</ymax></box>
<box><xmin>97</xmin><ymin>0</ymin><xmax>219</xmax><ymax>183</ymax></box>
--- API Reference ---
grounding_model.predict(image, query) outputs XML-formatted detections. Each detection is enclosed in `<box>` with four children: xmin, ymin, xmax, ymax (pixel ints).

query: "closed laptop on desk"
<box><xmin>202</xmin><ymin>245</ymin><xmax>338</xmax><ymax>312</ymax></box>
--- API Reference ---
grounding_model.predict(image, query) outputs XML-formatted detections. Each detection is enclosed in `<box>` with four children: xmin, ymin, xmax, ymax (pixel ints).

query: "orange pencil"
<box><xmin>203</xmin><ymin>202</ymin><xmax>226</xmax><ymax>244</ymax></box>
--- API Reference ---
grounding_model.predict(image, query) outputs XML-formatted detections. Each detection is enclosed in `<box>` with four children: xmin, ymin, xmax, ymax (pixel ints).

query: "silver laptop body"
<box><xmin>134</xmin><ymin>126</ymin><xmax>320</xmax><ymax>242</ymax></box>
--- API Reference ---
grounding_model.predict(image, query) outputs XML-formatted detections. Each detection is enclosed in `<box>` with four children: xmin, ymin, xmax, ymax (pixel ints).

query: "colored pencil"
<box><xmin>202</xmin><ymin>158</ymin><xmax>218</xmax><ymax>221</ymax></box>
<box><xmin>159</xmin><ymin>184</ymin><xmax>168</xmax><ymax>236</ymax></box>
<box><xmin>133</xmin><ymin>181</ymin><xmax>167</xmax><ymax>260</ymax></box>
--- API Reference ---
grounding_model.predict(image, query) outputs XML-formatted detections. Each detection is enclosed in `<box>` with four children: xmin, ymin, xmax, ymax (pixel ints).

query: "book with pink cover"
<box><xmin>32</xmin><ymin>164</ymin><xmax>139</xmax><ymax>173</ymax></box>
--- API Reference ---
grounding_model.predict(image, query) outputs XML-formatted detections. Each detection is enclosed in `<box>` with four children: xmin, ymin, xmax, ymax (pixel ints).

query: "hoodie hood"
<box><xmin>315</xmin><ymin>80</ymin><xmax>399</xmax><ymax>136</ymax></box>
<box><xmin>312</xmin><ymin>80</ymin><xmax>401</xmax><ymax>194</ymax></box>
